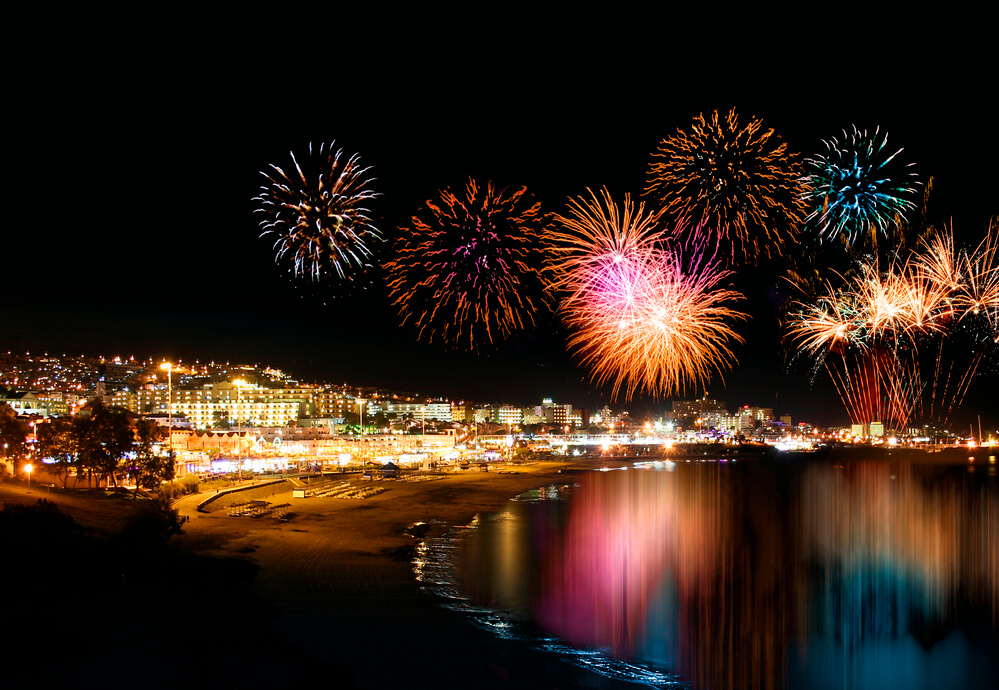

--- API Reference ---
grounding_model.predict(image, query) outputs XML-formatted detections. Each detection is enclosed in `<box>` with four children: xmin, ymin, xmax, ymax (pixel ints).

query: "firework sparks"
<box><xmin>385</xmin><ymin>179</ymin><xmax>550</xmax><ymax>350</ymax></box>
<box><xmin>255</xmin><ymin>142</ymin><xmax>381</xmax><ymax>283</ymax></box>
<box><xmin>917</xmin><ymin>229</ymin><xmax>962</xmax><ymax>292</ymax></box>
<box><xmin>545</xmin><ymin>187</ymin><xmax>666</xmax><ymax>300</ymax></box>
<box><xmin>956</xmin><ymin>221</ymin><xmax>999</xmax><ymax>332</ymax></box>
<box><xmin>802</xmin><ymin>126</ymin><xmax>919</xmax><ymax>245</ymax></box>
<box><xmin>787</xmin><ymin>281</ymin><xmax>866</xmax><ymax>355</ymax></box>
<box><xmin>915</xmin><ymin>222</ymin><xmax>999</xmax><ymax>334</ymax></box>
<box><xmin>854</xmin><ymin>259</ymin><xmax>950</xmax><ymax>341</ymax></box>
<box><xmin>645</xmin><ymin>108</ymin><xmax>806</xmax><ymax>264</ymax></box>
<box><xmin>546</xmin><ymin>188</ymin><xmax>746</xmax><ymax>400</ymax></box>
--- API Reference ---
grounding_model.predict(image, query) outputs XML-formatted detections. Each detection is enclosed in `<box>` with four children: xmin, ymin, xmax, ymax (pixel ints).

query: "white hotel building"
<box><xmin>136</xmin><ymin>382</ymin><xmax>311</xmax><ymax>429</ymax></box>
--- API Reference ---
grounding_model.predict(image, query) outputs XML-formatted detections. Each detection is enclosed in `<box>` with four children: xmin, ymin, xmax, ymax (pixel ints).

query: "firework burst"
<box><xmin>385</xmin><ymin>179</ymin><xmax>550</xmax><ymax>351</ymax></box>
<box><xmin>802</xmin><ymin>126</ymin><xmax>919</xmax><ymax>245</ymax></box>
<box><xmin>788</xmin><ymin>223</ymin><xmax>996</xmax><ymax>429</ymax></box>
<box><xmin>546</xmin><ymin>188</ymin><xmax>746</xmax><ymax>400</ymax></box>
<box><xmin>255</xmin><ymin>142</ymin><xmax>381</xmax><ymax>283</ymax></box>
<box><xmin>645</xmin><ymin>108</ymin><xmax>806</xmax><ymax>264</ymax></box>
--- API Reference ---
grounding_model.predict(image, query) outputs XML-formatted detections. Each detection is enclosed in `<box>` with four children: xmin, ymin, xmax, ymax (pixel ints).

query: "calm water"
<box><xmin>427</xmin><ymin>452</ymin><xmax>999</xmax><ymax>689</ymax></box>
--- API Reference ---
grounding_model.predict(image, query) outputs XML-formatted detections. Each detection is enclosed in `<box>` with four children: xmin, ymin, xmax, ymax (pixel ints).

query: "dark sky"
<box><xmin>6</xmin><ymin>29</ymin><xmax>996</xmax><ymax>428</ymax></box>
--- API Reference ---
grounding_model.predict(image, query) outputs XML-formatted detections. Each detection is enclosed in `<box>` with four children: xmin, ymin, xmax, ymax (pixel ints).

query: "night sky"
<box><xmin>7</xmin><ymin>30</ymin><xmax>996</xmax><ymax>428</ymax></box>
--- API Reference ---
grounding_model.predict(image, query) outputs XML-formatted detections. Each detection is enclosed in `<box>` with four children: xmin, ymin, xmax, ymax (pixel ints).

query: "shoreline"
<box><xmin>166</xmin><ymin>460</ymin><xmax>640</xmax><ymax>689</ymax></box>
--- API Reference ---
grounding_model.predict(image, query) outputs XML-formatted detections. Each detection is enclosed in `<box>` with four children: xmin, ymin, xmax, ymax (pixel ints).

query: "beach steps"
<box><xmin>227</xmin><ymin>500</ymin><xmax>292</xmax><ymax>518</ymax></box>
<box><xmin>396</xmin><ymin>473</ymin><xmax>446</xmax><ymax>483</ymax></box>
<box><xmin>294</xmin><ymin>477</ymin><xmax>387</xmax><ymax>500</ymax></box>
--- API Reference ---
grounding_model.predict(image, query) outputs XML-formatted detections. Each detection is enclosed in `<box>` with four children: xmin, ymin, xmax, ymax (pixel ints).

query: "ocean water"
<box><xmin>418</xmin><ymin>452</ymin><xmax>999</xmax><ymax>689</ymax></box>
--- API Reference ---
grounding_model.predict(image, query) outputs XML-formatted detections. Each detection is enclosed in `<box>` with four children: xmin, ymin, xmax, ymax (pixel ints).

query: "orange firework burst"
<box><xmin>546</xmin><ymin>188</ymin><xmax>746</xmax><ymax>400</ymax></box>
<box><xmin>544</xmin><ymin>187</ymin><xmax>666</xmax><ymax>300</ymax></box>
<box><xmin>385</xmin><ymin>179</ymin><xmax>550</xmax><ymax>351</ymax></box>
<box><xmin>645</xmin><ymin>108</ymin><xmax>806</xmax><ymax>265</ymax></box>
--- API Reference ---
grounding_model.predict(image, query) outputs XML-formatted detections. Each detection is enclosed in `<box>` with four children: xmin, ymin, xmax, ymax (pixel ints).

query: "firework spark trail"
<box><xmin>645</xmin><ymin>108</ymin><xmax>806</xmax><ymax>265</ymax></box>
<box><xmin>912</xmin><ymin>224</ymin><xmax>999</xmax><ymax>336</ymax></box>
<box><xmin>547</xmin><ymin>189</ymin><xmax>746</xmax><ymax>400</ymax></box>
<box><xmin>917</xmin><ymin>230</ymin><xmax>962</xmax><ymax>292</ymax></box>
<box><xmin>903</xmin><ymin>268</ymin><xmax>954</xmax><ymax>335</ymax></box>
<box><xmin>957</xmin><ymin>221</ymin><xmax>999</xmax><ymax>333</ymax></box>
<box><xmin>255</xmin><ymin>143</ymin><xmax>381</xmax><ymax>283</ymax></box>
<box><xmin>802</xmin><ymin>126</ymin><xmax>919</xmax><ymax>245</ymax></box>
<box><xmin>385</xmin><ymin>179</ymin><xmax>550</xmax><ymax>351</ymax></box>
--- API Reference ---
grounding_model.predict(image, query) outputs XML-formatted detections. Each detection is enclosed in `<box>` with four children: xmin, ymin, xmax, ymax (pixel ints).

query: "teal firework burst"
<box><xmin>803</xmin><ymin>126</ymin><xmax>919</xmax><ymax>245</ymax></box>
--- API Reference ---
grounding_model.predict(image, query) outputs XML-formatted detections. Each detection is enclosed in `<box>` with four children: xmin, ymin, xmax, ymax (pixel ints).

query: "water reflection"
<box><xmin>452</xmin><ymin>456</ymin><xmax>999</xmax><ymax>689</ymax></box>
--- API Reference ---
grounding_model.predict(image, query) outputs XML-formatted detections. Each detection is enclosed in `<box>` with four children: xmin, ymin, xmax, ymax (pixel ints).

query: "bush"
<box><xmin>117</xmin><ymin>495</ymin><xmax>183</xmax><ymax>546</ymax></box>
<box><xmin>157</xmin><ymin>474</ymin><xmax>200</xmax><ymax>501</ymax></box>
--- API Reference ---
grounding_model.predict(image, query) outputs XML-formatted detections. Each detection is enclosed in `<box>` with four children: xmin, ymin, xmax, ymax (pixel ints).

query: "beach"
<box><xmin>3</xmin><ymin>463</ymin><xmax>636</xmax><ymax>689</ymax></box>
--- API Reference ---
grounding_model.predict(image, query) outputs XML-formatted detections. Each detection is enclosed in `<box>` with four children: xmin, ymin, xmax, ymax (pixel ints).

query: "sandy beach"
<box><xmin>175</xmin><ymin>463</ymin><xmax>641</xmax><ymax>689</ymax></box>
<box><xmin>3</xmin><ymin>463</ymin><xmax>635</xmax><ymax>689</ymax></box>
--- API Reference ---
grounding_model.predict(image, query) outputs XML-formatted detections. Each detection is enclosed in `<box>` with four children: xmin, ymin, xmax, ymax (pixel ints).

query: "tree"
<box><xmin>117</xmin><ymin>494</ymin><xmax>183</xmax><ymax>547</ymax></box>
<box><xmin>73</xmin><ymin>400</ymin><xmax>133</xmax><ymax>487</ymax></box>
<box><xmin>0</xmin><ymin>402</ymin><xmax>29</xmax><ymax>475</ymax></box>
<box><xmin>212</xmin><ymin>409</ymin><xmax>232</xmax><ymax>429</ymax></box>
<box><xmin>36</xmin><ymin>417</ymin><xmax>76</xmax><ymax>488</ymax></box>
<box><xmin>132</xmin><ymin>419</ymin><xmax>173</xmax><ymax>491</ymax></box>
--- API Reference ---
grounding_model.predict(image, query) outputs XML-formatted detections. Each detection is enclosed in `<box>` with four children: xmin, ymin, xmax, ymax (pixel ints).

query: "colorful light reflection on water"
<box><xmin>439</xmin><ymin>456</ymin><xmax>999</xmax><ymax>689</ymax></box>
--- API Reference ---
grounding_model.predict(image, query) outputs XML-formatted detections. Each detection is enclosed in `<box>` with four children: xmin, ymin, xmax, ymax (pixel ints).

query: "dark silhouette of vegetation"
<box><xmin>0</xmin><ymin>402</ymin><xmax>29</xmax><ymax>472</ymax></box>
<box><xmin>0</xmin><ymin>498</ymin><xmax>82</xmax><ymax>555</ymax></box>
<box><xmin>36</xmin><ymin>416</ymin><xmax>76</xmax><ymax>486</ymax></box>
<box><xmin>4</xmin><ymin>494</ymin><xmax>305</xmax><ymax>690</ymax></box>
<box><xmin>133</xmin><ymin>418</ymin><xmax>174</xmax><ymax>490</ymax></box>
<box><xmin>117</xmin><ymin>494</ymin><xmax>184</xmax><ymax>547</ymax></box>
<box><xmin>73</xmin><ymin>400</ymin><xmax>134</xmax><ymax>486</ymax></box>
<box><xmin>31</xmin><ymin>400</ymin><xmax>177</xmax><ymax>489</ymax></box>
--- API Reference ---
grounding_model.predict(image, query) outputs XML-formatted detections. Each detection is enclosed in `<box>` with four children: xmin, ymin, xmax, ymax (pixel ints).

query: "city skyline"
<box><xmin>0</xmin><ymin>350</ymin><xmax>785</xmax><ymax>420</ymax></box>
<box><xmin>0</xmin><ymin>349</ymin><xmax>985</xmax><ymax>441</ymax></box>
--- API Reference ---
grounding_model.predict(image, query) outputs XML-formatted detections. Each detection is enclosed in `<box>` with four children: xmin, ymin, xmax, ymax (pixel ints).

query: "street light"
<box><xmin>24</xmin><ymin>463</ymin><xmax>33</xmax><ymax>493</ymax></box>
<box><xmin>356</xmin><ymin>398</ymin><xmax>365</xmax><ymax>468</ymax></box>
<box><xmin>234</xmin><ymin>379</ymin><xmax>246</xmax><ymax>481</ymax></box>
<box><xmin>159</xmin><ymin>362</ymin><xmax>174</xmax><ymax>462</ymax></box>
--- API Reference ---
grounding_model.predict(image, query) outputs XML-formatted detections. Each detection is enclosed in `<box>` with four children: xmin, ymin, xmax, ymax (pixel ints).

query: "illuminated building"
<box><xmin>135</xmin><ymin>382</ymin><xmax>312</xmax><ymax>429</ymax></box>
<box><xmin>452</xmin><ymin>402</ymin><xmax>475</xmax><ymax>424</ymax></box>
<box><xmin>367</xmin><ymin>400</ymin><xmax>453</xmax><ymax>422</ymax></box>
<box><xmin>522</xmin><ymin>406</ymin><xmax>545</xmax><ymax>424</ymax></box>
<box><xmin>489</xmin><ymin>405</ymin><xmax>523</xmax><ymax>426</ymax></box>
<box><xmin>312</xmin><ymin>386</ymin><xmax>349</xmax><ymax>418</ymax></box>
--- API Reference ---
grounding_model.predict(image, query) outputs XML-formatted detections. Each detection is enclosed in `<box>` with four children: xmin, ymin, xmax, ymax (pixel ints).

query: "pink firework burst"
<box><xmin>546</xmin><ymin>188</ymin><xmax>746</xmax><ymax>400</ymax></box>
